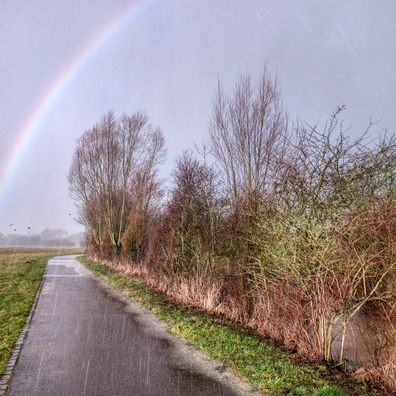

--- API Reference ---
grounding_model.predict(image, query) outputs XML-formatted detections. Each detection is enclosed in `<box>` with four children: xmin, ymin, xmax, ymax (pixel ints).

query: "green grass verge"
<box><xmin>0</xmin><ymin>248</ymin><xmax>83</xmax><ymax>375</ymax></box>
<box><xmin>78</xmin><ymin>256</ymin><xmax>379</xmax><ymax>396</ymax></box>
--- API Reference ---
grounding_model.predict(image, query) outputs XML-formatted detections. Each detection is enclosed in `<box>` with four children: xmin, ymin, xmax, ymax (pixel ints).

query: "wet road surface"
<box><xmin>7</xmin><ymin>255</ymin><xmax>260</xmax><ymax>396</ymax></box>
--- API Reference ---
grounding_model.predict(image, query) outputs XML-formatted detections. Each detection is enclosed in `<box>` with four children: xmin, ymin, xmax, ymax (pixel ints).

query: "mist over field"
<box><xmin>0</xmin><ymin>228</ymin><xmax>85</xmax><ymax>248</ymax></box>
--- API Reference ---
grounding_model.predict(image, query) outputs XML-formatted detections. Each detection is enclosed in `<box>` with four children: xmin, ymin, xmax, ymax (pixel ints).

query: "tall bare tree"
<box><xmin>209</xmin><ymin>67</ymin><xmax>289</xmax><ymax>210</ymax></box>
<box><xmin>68</xmin><ymin>110</ymin><xmax>166</xmax><ymax>254</ymax></box>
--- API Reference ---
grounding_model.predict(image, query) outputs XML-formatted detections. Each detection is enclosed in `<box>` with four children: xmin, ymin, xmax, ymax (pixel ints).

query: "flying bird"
<box><xmin>9</xmin><ymin>223</ymin><xmax>13</xmax><ymax>227</ymax></box>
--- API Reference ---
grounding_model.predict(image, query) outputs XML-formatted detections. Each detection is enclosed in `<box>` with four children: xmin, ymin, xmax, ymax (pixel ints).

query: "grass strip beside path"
<box><xmin>78</xmin><ymin>256</ymin><xmax>379</xmax><ymax>396</ymax></box>
<box><xmin>0</xmin><ymin>248</ymin><xmax>83</xmax><ymax>375</ymax></box>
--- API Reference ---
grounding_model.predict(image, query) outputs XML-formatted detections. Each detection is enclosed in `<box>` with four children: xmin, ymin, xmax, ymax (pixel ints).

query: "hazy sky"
<box><xmin>1</xmin><ymin>0</ymin><xmax>395</xmax><ymax>235</ymax></box>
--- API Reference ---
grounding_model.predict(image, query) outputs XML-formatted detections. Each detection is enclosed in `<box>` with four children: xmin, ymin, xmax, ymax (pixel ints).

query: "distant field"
<box><xmin>0</xmin><ymin>247</ymin><xmax>84</xmax><ymax>263</ymax></box>
<box><xmin>0</xmin><ymin>247</ymin><xmax>84</xmax><ymax>375</ymax></box>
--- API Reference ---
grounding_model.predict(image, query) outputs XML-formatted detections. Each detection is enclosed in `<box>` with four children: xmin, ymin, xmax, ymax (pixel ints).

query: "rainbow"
<box><xmin>0</xmin><ymin>0</ymin><xmax>150</xmax><ymax>199</ymax></box>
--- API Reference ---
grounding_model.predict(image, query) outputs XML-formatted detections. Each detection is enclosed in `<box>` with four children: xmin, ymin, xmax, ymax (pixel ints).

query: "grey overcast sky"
<box><xmin>1</xmin><ymin>0</ymin><xmax>395</xmax><ymax>235</ymax></box>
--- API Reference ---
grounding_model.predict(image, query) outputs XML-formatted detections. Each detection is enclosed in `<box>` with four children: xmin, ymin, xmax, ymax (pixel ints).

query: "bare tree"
<box><xmin>68</xmin><ymin>111</ymin><xmax>166</xmax><ymax>254</ymax></box>
<box><xmin>276</xmin><ymin>106</ymin><xmax>396</xmax><ymax>230</ymax></box>
<box><xmin>146</xmin><ymin>150</ymin><xmax>222</xmax><ymax>277</ymax></box>
<box><xmin>209</xmin><ymin>67</ymin><xmax>289</xmax><ymax>210</ymax></box>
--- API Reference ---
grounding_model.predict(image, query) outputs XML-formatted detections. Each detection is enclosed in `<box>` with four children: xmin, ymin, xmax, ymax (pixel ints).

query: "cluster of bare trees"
<box><xmin>69</xmin><ymin>67</ymin><xmax>396</xmax><ymax>391</ymax></box>
<box><xmin>68</xmin><ymin>111</ymin><xmax>165</xmax><ymax>257</ymax></box>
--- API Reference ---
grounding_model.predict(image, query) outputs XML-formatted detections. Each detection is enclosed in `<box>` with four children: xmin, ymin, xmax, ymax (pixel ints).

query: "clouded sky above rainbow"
<box><xmin>1</xmin><ymin>0</ymin><xmax>396</xmax><ymax>235</ymax></box>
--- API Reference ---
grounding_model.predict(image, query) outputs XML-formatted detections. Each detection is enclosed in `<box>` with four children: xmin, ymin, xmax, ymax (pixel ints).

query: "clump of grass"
<box><xmin>78</xmin><ymin>256</ymin><xmax>379</xmax><ymax>395</ymax></box>
<box><xmin>0</xmin><ymin>248</ymin><xmax>83</xmax><ymax>375</ymax></box>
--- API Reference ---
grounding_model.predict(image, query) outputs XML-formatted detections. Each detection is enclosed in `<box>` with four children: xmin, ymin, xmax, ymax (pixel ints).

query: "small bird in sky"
<box><xmin>9</xmin><ymin>223</ymin><xmax>13</xmax><ymax>227</ymax></box>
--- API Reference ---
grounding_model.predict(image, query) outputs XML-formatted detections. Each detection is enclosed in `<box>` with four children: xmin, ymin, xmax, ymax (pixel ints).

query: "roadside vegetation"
<box><xmin>79</xmin><ymin>255</ymin><xmax>379</xmax><ymax>395</ymax></box>
<box><xmin>0</xmin><ymin>248</ymin><xmax>83</xmax><ymax>375</ymax></box>
<box><xmin>68</xmin><ymin>66</ymin><xmax>396</xmax><ymax>393</ymax></box>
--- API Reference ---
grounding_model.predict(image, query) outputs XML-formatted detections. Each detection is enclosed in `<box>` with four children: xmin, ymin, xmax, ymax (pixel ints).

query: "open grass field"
<box><xmin>0</xmin><ymin>247</ymin><xmax>84</xmax><ymax>375</ymax></box>
<box><xmin>78</xmin><ymin>256</ymin><xmax>379</xmax><ymax>396</ymax></box>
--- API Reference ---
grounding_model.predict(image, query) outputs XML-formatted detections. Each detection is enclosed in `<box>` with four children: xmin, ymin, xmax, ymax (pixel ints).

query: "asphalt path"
<box><xmin>7</xmin><ymin>255</ymin><xmax>261</xmax><ymax>396</ymax></box>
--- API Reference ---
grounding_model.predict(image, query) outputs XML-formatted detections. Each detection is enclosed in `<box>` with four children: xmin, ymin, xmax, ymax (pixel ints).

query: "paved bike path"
<box><xmin>7</xmin><ymin>255</ymin><xmax>259</xmax><ymax>396</ymax></box>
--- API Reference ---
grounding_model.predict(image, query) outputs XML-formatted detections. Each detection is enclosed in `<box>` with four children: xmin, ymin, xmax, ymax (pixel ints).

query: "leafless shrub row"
<box><xmin>69</xmin><ymin>67</ymin><xmax>396</xmax><ymax>392</ymax></box>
